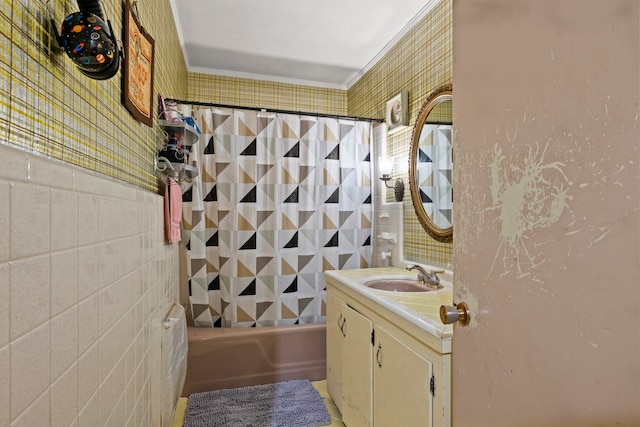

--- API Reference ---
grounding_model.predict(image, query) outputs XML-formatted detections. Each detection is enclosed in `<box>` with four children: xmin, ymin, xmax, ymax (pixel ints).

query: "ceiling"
<box><xmin>169</xmin><ymin>0</ymin><xmax>438</xmax><ymax>89</ymax></box>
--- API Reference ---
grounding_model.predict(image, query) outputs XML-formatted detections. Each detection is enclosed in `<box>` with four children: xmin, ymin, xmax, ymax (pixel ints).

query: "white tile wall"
<box><xmin>10</xmin><ymin>255</ymin><xmax>51</xmax><ymax>340</ymax></box>
<box><xmin>372</xmin><ymin>125</ymin><xmax>405</xmax><ymax>268</ymax></box>
<box><xmin>51</xmin><ymin>189</ymin><xmax>79</xmax><ymax>252</ymax></box>
<box><xmin>0</xmin><ymin>263</ymin><xmax>8</xmax><ymax>348</ymax></box>
<box><xmin>10</xmin><ymin>182</ymin><xmax>51</xmax><ymax>259</ymax></box>
<box><xmin>372</xmin><ymin>204</ymin><xmax>404</xmax><ymax>267</ymax></box>
<box><xmin>10</xmin><ymin>322</ymin><xmax>50</xmax><ymax>420</ymax></box>
<box><xmin>0</xmin><ymin>143</ymin><xmax>180</xmax><ymax>426</ymax></box>
<box><xmin>51</xmin><ymin>249</ymin><xmax>79</xmax><ymax>316</ymax></box>
<box><xmin>0</xmin><ymin>344</ymin><xmax>11</xmax><ymax>426</ymax></box>
<box><xmin>0</xmin><ymin>181</ymin><xmax>9</xmax><ymax>263</ymax></box>
<box><xmin>50</xmin><ymin>362</ymin><xmax>78</xmax><ymax>427</ymax></box>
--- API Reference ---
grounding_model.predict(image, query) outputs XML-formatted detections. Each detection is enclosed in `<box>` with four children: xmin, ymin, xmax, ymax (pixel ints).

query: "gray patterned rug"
<box><xmin>183</xmin><ymin>379</ymin><xmax>332</xmax><ymax>427</ymax></box>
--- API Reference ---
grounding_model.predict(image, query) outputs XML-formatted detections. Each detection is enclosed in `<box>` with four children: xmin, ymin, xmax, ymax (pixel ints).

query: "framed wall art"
<box><xmin>385</xmin><ymin>91</ymin><xmax>409</xmax><ymax>134</ymax></box>
<box><xmin>122</xmin><ymin>0</ymin><xmax>155</xmax><ymax>126</ymax></box>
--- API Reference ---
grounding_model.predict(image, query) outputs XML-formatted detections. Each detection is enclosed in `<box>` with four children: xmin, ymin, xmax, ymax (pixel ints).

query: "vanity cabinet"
<box><xmin>326</xmin><ymin>278</ymin><xmax>451</xmax><ymax>427</ymax></box>
<box><xmin>374</xmin><ymin>325</ymin><xmax>433</xmax><ymax>427</ymax></box>
<box><xmin>326</xmin><ymin>291</ymin><xmax>373</xmax><ymax>427</ymax></box>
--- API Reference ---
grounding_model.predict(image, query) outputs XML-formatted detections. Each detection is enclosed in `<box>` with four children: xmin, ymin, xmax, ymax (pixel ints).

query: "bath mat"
<box><xmin>183</xmin><ymin>378</ymin><xmax>332</xmax><ymax>427</ymax></box>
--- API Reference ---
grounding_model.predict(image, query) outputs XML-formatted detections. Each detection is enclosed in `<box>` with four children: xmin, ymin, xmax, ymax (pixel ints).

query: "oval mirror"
<box><xmin>408</xmin><ymin>83</ymin><xmax>453</xmax><ymax>243</ymax></box>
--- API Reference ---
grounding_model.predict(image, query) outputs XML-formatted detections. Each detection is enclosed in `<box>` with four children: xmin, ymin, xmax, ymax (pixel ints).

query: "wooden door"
<box><xmin>451</xmin><ymin>1</ymin><xmax>639</xmax><ymax>425</ymax></box>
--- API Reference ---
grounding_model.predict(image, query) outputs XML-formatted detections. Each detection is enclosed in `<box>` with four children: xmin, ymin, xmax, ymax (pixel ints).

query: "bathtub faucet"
<box><xmin>405</xmin><ymin>264</ymin><xmax>444</xmax><ymax>289</ymax></box>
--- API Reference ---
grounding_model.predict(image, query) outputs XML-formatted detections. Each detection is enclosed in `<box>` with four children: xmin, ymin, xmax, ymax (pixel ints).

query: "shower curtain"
<box><xmin>183</xmin><ymin>108</ymin><xmax>373</xmax><ymax>327</ymax></box>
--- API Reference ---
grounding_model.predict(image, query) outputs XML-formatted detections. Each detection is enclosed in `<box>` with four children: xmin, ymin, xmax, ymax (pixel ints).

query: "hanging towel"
<box><xmin>165</xmin><ymin>177</ymin><xmax>182</xmax><ymax>243</ymax></box>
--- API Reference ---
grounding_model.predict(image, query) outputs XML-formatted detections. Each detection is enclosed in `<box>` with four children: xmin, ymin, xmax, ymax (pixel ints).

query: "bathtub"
<box><xmin>181</xmin><ymin>323</ymin><xmax>327</xmax><ymax>396</ymax></box>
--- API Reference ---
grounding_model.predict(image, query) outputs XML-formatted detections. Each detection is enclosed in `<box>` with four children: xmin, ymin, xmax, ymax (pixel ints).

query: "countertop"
<box><xmin>324</xmin><ymin>267</ymin><xmax>454</xmax><ymax>339</ymax></box>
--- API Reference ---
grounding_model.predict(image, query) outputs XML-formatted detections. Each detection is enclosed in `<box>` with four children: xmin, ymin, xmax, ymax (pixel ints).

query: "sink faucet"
<box><xmin>406</xmin><ymin>264</ymin><xmax>445</xmax><ymax>289</ymax></box>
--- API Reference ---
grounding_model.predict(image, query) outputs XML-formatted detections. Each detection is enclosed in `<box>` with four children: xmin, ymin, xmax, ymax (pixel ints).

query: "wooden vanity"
<box><xmin>324</xmin><ymin>267</ymin><xmax>453</xmax><ymax>427</ymax></box>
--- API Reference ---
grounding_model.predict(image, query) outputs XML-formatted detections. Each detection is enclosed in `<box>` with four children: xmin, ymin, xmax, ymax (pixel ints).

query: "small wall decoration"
<box><xmin>385</xmin><ymin>91</ymin><xmax>409</xmax><ymax>134</ymax></box>
<box><xmin>51</xmin><ymin>0</ymin><xmax>121</xmax><ymax>80</ymax></box>
<box><xmin>122</xmin><ymin>0</ymin><xmax>155</xmax><ymax>126</ymax></box>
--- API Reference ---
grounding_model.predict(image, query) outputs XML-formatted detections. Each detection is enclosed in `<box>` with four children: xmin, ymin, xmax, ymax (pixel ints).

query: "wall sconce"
<box><xmin>378</xmin><ymin>156</ymin><xmax>404</xmax><ymax>202</ymax></box>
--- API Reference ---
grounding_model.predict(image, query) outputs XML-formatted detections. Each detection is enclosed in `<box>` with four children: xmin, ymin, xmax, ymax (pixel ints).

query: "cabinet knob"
<box><xmin>439</xmin><ymin>302</ymin><xmax>470</xmax><ymax>326</ymax></box>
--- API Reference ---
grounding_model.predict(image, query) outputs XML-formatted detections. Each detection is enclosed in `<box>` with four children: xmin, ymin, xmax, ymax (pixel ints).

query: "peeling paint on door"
<box><xmin>485</xmin><ymin>142</ymin><xmax>571</xmax><ymax>279</ymax></box>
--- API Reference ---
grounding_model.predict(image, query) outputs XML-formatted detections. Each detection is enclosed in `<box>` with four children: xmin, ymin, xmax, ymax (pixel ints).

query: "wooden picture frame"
<box><xmin>122</xmin><ymin>0</ymin><xmax>155</xmax><ymax>126</ymax></box>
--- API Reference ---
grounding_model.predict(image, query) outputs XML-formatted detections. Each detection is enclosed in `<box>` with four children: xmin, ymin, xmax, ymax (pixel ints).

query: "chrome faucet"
<box><xmin>406</xmin><ymin>264</ymin><xmax>445</xmax><ymax>289</ymax></box>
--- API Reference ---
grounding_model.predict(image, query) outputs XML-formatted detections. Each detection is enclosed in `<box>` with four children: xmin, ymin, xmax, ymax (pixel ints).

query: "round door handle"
<box><xmin>440</xmin><ymin>302</ymin><xmax>470</xmax><ymax>326</ymax></box>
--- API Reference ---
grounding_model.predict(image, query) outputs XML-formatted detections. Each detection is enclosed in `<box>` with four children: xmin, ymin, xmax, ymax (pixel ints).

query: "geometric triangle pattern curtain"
<box><xmin>183</xmin><ymin>108</ymin><xmax>373</xmax><ymax>327</ymax></box>
<box><xmin>417</xmin><ymin>124</ymin><xmax>453</xmax><ymax>229</ymax></box>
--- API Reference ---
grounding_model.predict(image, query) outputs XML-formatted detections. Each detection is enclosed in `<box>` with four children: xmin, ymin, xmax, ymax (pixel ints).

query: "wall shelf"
<box><xmin>155</xmin><ymin>157</ymin><xmax>198</xmax><ymax>193</ymax></box>
<box><xmin>154</xmin><ymin>117</ymin><xmax>200</xmax><ymax>193</ymax></box>
<box><xmin>158</xmin><ymin>119</ymin><xmax>199</xmax><ymax>147</ymax></box>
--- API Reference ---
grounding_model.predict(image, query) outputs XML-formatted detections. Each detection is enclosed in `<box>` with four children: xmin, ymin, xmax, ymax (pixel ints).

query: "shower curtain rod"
<box><xmin>166</xmin><ymin>98</ymin><xmax>385</xmax><ymax>124</ymax></box>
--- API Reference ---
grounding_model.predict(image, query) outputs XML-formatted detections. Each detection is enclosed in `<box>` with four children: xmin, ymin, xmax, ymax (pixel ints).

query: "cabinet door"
<box><xmin>342</xmin><ymin>303</ymin><xmax>373</xmax><ymax>427</ymax></box>
<box><xmin>374</xmin><ymin>325</ymin><xmax>433</xmax><ymax>427</ymax></box>
<box><xmin>326</xmin><ymin>290</ymin><xmax>343</xmax><ymax>411</ymax></box>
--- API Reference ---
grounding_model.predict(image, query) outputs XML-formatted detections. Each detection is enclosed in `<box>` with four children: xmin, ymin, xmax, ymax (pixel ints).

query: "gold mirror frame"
<box><xmin>408</xmin><ymin>83</ymin><xmax>453</xmax><ymax>243</ymax></box>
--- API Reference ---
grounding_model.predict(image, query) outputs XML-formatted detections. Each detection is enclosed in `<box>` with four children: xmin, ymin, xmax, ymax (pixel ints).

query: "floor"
<box><xmin>314</xmin><ymin>380</ymin><xmax>347</xmax><ymax>427</ymax></box>
<box><xmin>172</xmin><ymin>380</ymin><xmax>346</xmax><ymax>427</ymax></box>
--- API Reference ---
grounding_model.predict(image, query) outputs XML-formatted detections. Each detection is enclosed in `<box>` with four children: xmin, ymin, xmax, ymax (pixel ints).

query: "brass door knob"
<box><xmin>439</xmin><ymin>302</ymin><xmax>470</xmax><ymax>326</ymax></box>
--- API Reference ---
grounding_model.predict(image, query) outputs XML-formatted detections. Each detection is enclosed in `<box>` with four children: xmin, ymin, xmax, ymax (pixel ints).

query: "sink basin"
<box><xmin>364</xmin><ymin>279</ymin><xmax>433</xmax><ymax>292</ymax></box>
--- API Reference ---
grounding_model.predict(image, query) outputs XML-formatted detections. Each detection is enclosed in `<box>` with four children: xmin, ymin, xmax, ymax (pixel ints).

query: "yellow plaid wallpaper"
<box><xmin>188</xmin><ymin>73</ymin><xmax>347</xmax><ymax>116</ymax></box>
<box><xmin>348</xmin><ymin>0</ymin><xmax>453</xmax><ymax>267</ymax></box>
<box><xmin>0</xmin><ymin>0</ymin><xmax>187</xmax><ymax>191</ymax></box>
<box><xmin>3</xmin><ymin>0</ymin><xmax>451</xmax><ymax>266</ymax></box>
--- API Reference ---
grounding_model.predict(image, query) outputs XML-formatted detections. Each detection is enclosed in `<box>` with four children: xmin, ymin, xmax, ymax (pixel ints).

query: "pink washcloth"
<box><xmin>165</xmin><ymin>178</ymin><xmax>182</xmax><ymax>243</ymax></box>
